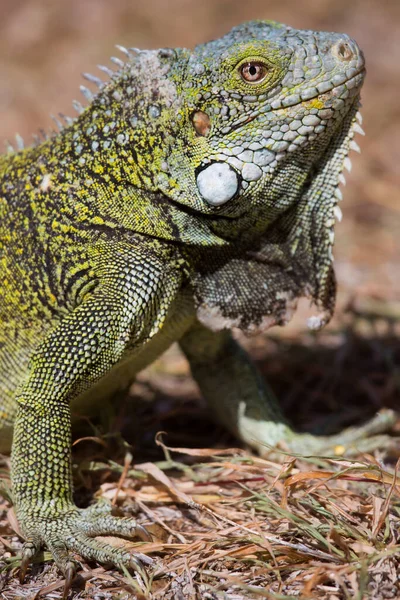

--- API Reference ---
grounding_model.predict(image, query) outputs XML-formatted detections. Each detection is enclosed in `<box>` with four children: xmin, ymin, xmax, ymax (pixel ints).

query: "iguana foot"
<box><xmin>248</xmin><ymin>409</ymin><xmax>398</xmax><ymax>457</ymax></box>
<box><xmin>18</xmin><ymin>500</ymin><xmax>152</xmax><ymax>596</ymax></box>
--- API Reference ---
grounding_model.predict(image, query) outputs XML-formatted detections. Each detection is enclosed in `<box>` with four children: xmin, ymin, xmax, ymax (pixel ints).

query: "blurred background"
<box><xmin>0</xmin><ymin>0</ymin><xmax>399</xmax><ymax>434</ymax></box>
<box><xmin>1</xmin><ymin>0</ymin><xmax>399</xmax><ymax>305</ymax></box>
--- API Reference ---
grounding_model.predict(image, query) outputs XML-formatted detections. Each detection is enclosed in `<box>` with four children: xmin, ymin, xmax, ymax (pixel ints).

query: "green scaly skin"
<box><xmin>0</xmin><ymin>20</ymin><xmax>396</xmax><ymax>582</ymax></box>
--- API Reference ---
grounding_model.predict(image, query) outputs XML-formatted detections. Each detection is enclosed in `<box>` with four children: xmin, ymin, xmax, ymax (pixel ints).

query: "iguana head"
<box><xmin>161</xmin><ymin>20</ymin><xmax>365</xmax><ymax>216</ymax></box>
<box><xmin>186</xmin><ymin>21</ymin><xmax>364</xmax><ymax>206</ymax></box>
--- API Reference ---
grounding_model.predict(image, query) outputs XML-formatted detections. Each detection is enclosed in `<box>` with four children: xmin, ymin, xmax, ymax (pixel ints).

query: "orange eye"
<box><xmin>240</xmin><ymin>62</ymin><xmax>268</xmax><ymax>83</ymax></box>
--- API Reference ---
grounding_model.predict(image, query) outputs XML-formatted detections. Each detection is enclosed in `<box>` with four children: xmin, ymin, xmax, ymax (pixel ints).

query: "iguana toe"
<box><xmin>250</xmin><ymin>409</ymin><xmax>398</xmax><ymax>457</ymax></box>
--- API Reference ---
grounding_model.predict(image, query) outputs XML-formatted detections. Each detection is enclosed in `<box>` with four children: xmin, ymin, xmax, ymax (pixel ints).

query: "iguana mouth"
<box><xmin>282</xmin><ymin>68</ymin><xmax>366</xmax><ymax>109</ymax></box>
<box><xmin>217</xmin><ymin>68</ymin><xmax>365</xmax><ymax>139</ymax></box>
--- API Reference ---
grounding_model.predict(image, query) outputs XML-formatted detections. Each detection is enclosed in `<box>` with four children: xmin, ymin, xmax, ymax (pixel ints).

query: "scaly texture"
<box><xmin>0</xmin><ymin>20</ymin><xmax>394</xmax><ymax>586</ymax></box>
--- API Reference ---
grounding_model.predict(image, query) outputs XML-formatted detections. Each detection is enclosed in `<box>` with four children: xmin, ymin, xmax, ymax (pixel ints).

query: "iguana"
<box><xmin>0</xmin><ymin>19</ymin><xmax>396</xmax><ymax>592</ymax></box>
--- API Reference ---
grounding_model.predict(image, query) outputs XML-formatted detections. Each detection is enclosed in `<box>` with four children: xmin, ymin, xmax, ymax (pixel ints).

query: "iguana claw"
<box><xmin>19</xmin><ymin>540</ymin><xmax>39</xmax><ymax>583</ymax></box>
<box><xmin>62</xmin><ymin>561</ymin><xmax>76</xmax><ymax>600</ymax></box>
<box><xmin>135</xmin><ymin>523</ymin><xmax>152</xmax><ymax>542</ymax></box>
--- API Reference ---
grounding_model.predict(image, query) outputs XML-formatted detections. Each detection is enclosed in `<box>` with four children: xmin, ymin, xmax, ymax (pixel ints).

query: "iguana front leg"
<box><xmin>180</xmin><ymin>321</ymin><xmax>396</xmax><ymax>456</ymax></box>
<box><xmin>12</xmin><ymin>245</ymin><xmax>181</xmax><ymax>585</ymax></box>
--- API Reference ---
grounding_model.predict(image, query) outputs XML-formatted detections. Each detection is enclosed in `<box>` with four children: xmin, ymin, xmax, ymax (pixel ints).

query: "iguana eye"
<box><xmin>240</xmin><ymin>61</ymin><xmax>268</xmax><ymax>83</ymax></box>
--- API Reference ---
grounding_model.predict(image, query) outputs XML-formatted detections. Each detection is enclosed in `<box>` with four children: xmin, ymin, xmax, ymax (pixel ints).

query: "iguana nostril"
<box><xmin>333</xmin><ymin>41</ymin><xmax>353</xmax><ymax>61</ymax></box>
